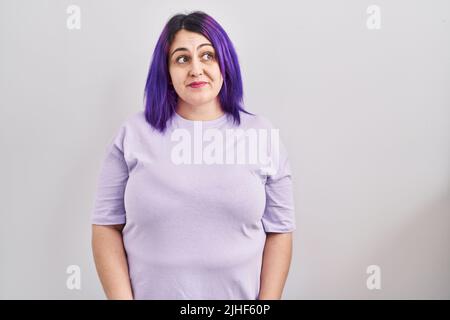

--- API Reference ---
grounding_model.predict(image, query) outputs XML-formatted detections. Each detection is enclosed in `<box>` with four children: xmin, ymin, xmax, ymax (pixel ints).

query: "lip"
<box><xmin>188</xmin><ymin>81</ymin><xmax>208</xmax><ymax>88</ymax></box>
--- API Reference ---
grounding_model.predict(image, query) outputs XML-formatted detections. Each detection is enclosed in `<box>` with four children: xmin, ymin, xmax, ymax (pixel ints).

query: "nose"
<box><xmin>189</xmin><ymin>56</ymin><xmax>203</xmax><ymax>77</ymax></box>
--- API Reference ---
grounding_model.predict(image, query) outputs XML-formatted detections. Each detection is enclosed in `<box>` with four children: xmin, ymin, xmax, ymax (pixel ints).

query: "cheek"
<box><xmin>214</xmin><ymin>70</ymin><xmax>224</xmax><ymax>88</ymax></box>
<box><xmin>169</xmin><ymin>68</ymin><xmax>184</xmax><ymax>84</ymax></box>
<box><xmin>211</xmin><ymin>66</ymin><xmax>223</xmax><ymax>84</ymax></box>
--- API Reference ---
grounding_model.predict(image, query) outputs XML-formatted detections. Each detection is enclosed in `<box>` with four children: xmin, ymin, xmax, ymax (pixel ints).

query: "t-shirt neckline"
<box><xmin>172</xmin><ymin>110</ymin><xmax>229</xmax><ymax>129</ymax></box>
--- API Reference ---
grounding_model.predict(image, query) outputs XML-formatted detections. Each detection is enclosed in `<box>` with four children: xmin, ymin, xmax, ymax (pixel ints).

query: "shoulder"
<box><xmin>108</xmin><ymin>110</ymin><xmax>151</xmax><ymax>149</ymax></box>
<box><xmin>115</xmin><ymin>109</ymin><xmax>160</xmax><ymax>137</ymax></box>
<box><xmin>238</xmin><ymin>110</ymin><xmax>278</xmax><ymax>130</ymax></box>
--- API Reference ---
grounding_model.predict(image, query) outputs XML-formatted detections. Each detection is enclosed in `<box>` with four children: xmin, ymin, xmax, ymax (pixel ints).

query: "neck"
<box><xmin>176</xmin><ymin>99</ymin><xmax>224</xmax><ymax>121</ymax></box>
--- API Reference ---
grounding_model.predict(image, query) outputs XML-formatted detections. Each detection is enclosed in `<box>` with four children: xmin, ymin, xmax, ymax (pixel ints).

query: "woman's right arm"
<box><xmin>92</xmin><ymin>224</ymin><xmax>133</xmax><ymax>300</ymax></box>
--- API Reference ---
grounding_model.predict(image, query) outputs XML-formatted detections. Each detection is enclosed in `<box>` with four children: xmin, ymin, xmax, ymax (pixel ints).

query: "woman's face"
<box><xmin>168</xmin><ymin>29</ymin><xmax>223</xmax><ymax>108</ymax></box>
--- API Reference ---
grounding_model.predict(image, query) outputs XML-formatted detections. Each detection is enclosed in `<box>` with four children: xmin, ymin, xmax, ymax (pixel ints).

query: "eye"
<box><xmin>176</xmin><ymin>55</ymin><xmax>189</xmax><ymax>64</ymax></box>
<box><xmin>202</xmin><ymin>52</ymin><xmax>215</xmax><ymax>61</ymax></box>
<box><xmin>175</xmin><ymin>52</ymin><xmax>215</xmax><ymax>64</ymax></box>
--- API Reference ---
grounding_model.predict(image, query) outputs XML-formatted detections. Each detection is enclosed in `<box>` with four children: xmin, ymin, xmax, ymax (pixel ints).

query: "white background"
<box><xmin>0</xmin><ymin>0</ymin><xmax>449</xmax><ymax>299</ymax></box>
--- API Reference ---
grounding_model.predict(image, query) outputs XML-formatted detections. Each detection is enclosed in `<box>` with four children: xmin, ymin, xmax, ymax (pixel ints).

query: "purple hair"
<box><xmin>143</xmin><ymin>11</ymin><xmax>254</xmax><ymax>133</ymax></box>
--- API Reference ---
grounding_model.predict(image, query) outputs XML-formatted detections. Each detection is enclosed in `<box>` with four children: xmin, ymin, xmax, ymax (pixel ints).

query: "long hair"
<box><xmin>143</xmin><ymin>11</ymin><xmax>254</xmax><ymax>133</ymax></box>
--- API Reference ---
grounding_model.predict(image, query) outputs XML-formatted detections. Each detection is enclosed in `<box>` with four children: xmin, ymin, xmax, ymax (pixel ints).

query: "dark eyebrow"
<box><xmin>170</xmin><ymin>43</ymin><xmax>214</xmax><ymax>58</ymax></box>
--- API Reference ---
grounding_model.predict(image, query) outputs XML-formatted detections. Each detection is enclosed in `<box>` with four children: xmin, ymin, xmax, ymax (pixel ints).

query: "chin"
<box><xmin>185</xmin><ymin>97</ymin><xmax>214</xmax><ymax>106</ymax></box>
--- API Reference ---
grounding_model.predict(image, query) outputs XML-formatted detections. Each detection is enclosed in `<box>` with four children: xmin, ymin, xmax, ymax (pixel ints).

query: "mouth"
<box><xmin>188</xmin><ymin>81</ymin><xmax>208</xmax><ymax>88</ymax></box>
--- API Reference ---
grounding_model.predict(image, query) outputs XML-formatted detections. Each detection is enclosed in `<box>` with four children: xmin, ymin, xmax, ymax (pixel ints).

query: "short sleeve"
<box><xmin>91</xmin><ymin>126</ymin><xmax>129</xmax><ymax>225</ymax></box>
<box><xmin>261</xmin><ymin>131</ymin><xmax>297</xmax><ymax>233</ymax></box>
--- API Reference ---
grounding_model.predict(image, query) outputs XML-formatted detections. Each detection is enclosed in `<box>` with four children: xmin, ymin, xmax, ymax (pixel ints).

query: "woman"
<box><xmin>91</xmin><ymin>11</ymin><xmax>296</xmax><ymax>300</ymax></box>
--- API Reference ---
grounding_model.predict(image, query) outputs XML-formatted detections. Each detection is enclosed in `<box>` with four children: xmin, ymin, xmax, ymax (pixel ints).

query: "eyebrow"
<box><xmin>170</xmin><ymin>43</ymin><xmax>214</xmax><ymax>58</ymax></box>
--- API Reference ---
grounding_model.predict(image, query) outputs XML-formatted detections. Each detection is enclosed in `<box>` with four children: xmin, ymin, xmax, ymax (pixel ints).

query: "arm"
<box><xmin>91</xmin><ymin>224</ymin><xmax>133</xmax><ymax>300</ymax></box>
<box><xmin>258</xmin><ymin>232</ymin><xmax>293</xmax><ymax>300</ymax></box>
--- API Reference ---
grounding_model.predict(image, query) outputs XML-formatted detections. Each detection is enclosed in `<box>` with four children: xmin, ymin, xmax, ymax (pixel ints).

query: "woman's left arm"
<box><xmin>258</xmin><ymin>232</ymin><xmax>293</xmax><ymax>300</ymax></box>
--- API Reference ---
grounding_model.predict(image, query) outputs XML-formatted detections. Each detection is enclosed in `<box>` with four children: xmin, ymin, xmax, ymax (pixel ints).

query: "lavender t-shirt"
<box><xmin>91</xmin><ymin>110</ymin><xmax>296</xmax><ymax>300</ymax></box>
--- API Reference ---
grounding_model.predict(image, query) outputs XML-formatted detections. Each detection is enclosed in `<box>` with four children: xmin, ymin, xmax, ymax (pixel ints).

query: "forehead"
<box><xmin>169</xmin><ymin>29</ymin><xmax>212</xmax><ymax>50</ymax></box>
